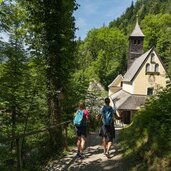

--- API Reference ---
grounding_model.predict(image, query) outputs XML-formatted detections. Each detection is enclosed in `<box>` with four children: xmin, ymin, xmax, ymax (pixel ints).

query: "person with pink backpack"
<box><xmin>73</xmin><ymin>102</ymin><xmax>89</xmax><ymax>159</ymax></box>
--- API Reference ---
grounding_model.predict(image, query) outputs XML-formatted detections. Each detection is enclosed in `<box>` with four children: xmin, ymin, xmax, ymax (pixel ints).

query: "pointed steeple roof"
<box><xmin>130</xmin><ymin>16</ymin><xmax>145</xmax><ymax>37</ymax></box>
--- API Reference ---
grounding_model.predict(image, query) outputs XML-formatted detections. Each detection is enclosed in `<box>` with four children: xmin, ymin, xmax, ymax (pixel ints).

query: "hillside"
<box><xmin>109</xmin><ymin>0</ymin><xmax>171</xmax><ymax>35</ymax></box>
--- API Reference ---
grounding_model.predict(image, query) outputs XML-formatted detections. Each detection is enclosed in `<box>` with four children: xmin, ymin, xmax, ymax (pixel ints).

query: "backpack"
<box><xmin>73</xmin><ymin>110</ymin><xmax>84</xmax><ymax>126</ymax></box>
<box><xmin>102</xmin><ymin>106</ymin><xmax>113</xmax><ymax>126</ymax></box>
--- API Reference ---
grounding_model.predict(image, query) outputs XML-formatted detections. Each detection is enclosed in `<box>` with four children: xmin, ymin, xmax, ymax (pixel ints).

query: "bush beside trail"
<box><xmin>119</xmin><ymin>85</ymin><xmax>171</xmax><ymax>171</ymax></box>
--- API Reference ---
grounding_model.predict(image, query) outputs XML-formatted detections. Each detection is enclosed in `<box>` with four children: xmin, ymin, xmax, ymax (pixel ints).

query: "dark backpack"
<box><xmin>73</xmin><ymin>110</ymin><xmax>84</xmax><ymax>126</ymax></box>
<box><xmin>102</xmin><ymin>106</ymin><xmax>114</xmax><ymax>126</ymax></box>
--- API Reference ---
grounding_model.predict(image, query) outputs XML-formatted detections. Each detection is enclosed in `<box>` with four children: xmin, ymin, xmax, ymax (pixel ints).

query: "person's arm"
<box><xmin>114</xmin><ymin>110</ymin><xmax>121</xmax><ymax>120</ymax></box>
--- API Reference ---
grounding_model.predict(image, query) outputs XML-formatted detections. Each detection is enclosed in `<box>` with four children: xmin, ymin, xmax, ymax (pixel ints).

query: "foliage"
<box><xmin>19</xmin><ymin>0</ymin><xmax>78</xmax><ymax>151</ymax></box>
<box><xmin>76</xmin><ymin>27</ymin><xmax>127</xmax><ymax>89</ymax></box>
<box><xmin>0</xmin><ymin>0</ymin><xmax>78</xmax><ymax>170</ymax></box>
<box><xmin>0</xmin><ymin>0</ymin><xmax>171</xmax><ymax>170</ymax></box>
<box><xmin>141</xmin><ymin>13</ymin><xmax>171</xmax><ymax>76</ymax></box>
<box><xmin>62</xmin><ymin>69</ymin><xmax>90</xmax><ymax>121</ymax></box>
<box><xmin>141</xmin><ymin>13</ymin><xmax>171</xmax><ymax>56</ymax></box>
<box><xmin>109</xmin><ymin>0</ymin><xmax>171</xmax><ymax>77</ymax></box>
<box><xmin>85</xmin><ymin>80</ymin><xmax>107</xmax><ymax>131</ymax></box>
<box><xmin>119</xmin><ymin>85</ymin><xmax>171</xmax><ymax>170</ymax></box>
<box><xmin>109</xmin><ymin>0</ymin><xmax>171</xmax><ymax>34</ymax></box>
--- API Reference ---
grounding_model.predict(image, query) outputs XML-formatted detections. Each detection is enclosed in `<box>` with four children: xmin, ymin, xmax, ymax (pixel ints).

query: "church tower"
<box><xmin>128</xmin><ymin>17</ymin><xmax>145</xmax><ymax>68</ymax></box>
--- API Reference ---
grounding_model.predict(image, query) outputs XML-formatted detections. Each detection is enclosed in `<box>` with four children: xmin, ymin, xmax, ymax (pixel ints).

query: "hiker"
<box><xmin>73</xmin><ymin>102</ymin><xmax>89</xmax><ymax>159</ymax></box>
<box><xmin>96</xmin><ymin>97</ymin><xmax>121</xmax><ymax>158</ymax></box>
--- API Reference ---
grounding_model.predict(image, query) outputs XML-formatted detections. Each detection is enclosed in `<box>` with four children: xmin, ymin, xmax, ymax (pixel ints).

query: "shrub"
<box><xmin>119</xmin><ymin>85</ymin><xmax>171</xmax><ymax>170</ymax></box>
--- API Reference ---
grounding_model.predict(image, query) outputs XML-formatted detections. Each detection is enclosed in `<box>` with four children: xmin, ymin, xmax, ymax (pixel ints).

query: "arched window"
<box><xmin>151</xmin><ymin>53</ymin><xmax>155</xmax><ymax>63</ymax></box>
<box><xmin>146</xmin><ymin>63</ymin><xmax>150</xmax><ymax>73</ymax></box>
<box><xmin>155</xmin><ymin>64</ymin><xmax>159</xmax><ymax>72</ymax></box>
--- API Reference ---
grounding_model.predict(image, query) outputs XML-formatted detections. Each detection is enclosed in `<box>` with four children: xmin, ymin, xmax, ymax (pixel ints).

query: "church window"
<box><xmin>120</xmin><ymin>81</ymin><xmax>123</xmax><ymax>87</ymax></box>
<box><xmin>151</xmin><ymin>53</ymin><xmax>155</xmax><ymax>63</ymax></box>
<box><xmin>147</xmin><ymin>87</ymin><xmax>154</xmax><ymax>96</ymax></box>
<box><xmin>151</xmin><ymin>64</ymin><xmax>155</xmax><ymax>72</ymax></box>
<box><xmin>146</xmin><ymin>63</ymin><xmax>150</xmax><ymax>73</ymax></box>
<box><xmin>155</xmin><ymin>64</ymin><xmax>159</xmax><ymax>72</ymax></box>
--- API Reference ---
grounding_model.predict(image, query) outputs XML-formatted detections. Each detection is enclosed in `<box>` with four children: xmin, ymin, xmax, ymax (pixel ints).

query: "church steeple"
<box><xmin>128</xmin><ymin>16</ymin><xmax>145</xmax><ymax>69</ymax></box>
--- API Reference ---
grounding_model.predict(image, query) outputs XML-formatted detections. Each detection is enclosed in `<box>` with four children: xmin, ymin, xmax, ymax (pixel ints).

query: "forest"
<box><xmin>0</xmin><ymin>0</ymin><xmax>171</xmax><ymax>170</ymax></box>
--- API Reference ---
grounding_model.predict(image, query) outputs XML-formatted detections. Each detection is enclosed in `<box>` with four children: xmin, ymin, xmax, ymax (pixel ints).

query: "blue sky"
<box><xmin>74</xmin><ymin>0</ymin><xmax>136</xmax><ymax>40</ymax></box>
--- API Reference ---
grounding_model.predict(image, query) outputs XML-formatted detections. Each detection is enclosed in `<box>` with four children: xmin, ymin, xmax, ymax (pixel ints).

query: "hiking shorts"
<box><xmin>75</xmin><ymin>126</ymin><xmax>87</xmax><ymax>137</ymax></box>
<box><xmin>99</xmin><ymin>124</ymin><xmax>115</xmax><ymax>142</ymax></box>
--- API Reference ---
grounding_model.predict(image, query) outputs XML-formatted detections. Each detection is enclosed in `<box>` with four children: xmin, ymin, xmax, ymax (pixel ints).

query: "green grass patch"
<box><xmin>118</xmin><ymin>86</ymin><xmax>171</xmax><ymax>171</ymax></box>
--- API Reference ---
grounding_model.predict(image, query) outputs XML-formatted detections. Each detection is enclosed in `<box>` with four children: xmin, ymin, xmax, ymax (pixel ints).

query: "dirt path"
<box><xmin>43</xmin><ymin>124</ymin><xmax>125</xmax><ymax>171</ymax></box>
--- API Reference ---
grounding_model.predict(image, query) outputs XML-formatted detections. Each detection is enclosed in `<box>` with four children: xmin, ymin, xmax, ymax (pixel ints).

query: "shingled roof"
<box><xmin>111</xmin><ymin>90</ymin><xmax>147</xmax><ymax>110</ymax></box>
<box><xmin>130</xmin><ymin>21</ymin><xmax>145</xmax><ymax>37</ymax></box>
<box><xmin>123</xmin><ymin>48</ymin><xmax>153</xmax><ymax>82</ymax></box>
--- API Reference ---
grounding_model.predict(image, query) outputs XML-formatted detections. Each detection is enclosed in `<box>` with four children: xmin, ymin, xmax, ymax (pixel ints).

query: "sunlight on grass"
<box><xmin>135</xmin><ymin>129</ymin><xmax>148</xmax><ymax>149</ymax></box>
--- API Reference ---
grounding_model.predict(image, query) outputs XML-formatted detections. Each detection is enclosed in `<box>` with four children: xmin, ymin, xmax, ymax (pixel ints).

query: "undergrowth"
<box><xmin>119</xmin><ymin>85</ymin><xmax>171</xmax><ymax>171</ymax></box>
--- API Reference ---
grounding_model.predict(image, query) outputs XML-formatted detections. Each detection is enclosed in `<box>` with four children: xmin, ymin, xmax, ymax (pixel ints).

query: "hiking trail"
<box><xmin>43</xmin><ymin>124</ymin><xmax>126</xmax><ymax>171</ymax></box>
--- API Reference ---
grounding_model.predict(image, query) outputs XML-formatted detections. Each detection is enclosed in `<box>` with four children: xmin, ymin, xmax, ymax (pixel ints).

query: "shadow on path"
<box><xmin>43</xmin><ymin>124</ymin><xmax>125</xmax><ymax>171</ymax></box>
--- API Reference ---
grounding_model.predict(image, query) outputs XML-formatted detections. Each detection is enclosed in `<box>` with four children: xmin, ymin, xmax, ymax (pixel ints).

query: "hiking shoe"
<box><xmin>76</xmin><ymin>153</ymin><xmax>84</xmax><ymax>159</ymax></box>
<box><xmin>76</xmin><ymin>152</ymin><xmax>81</xmax><ymax>158</ymax></box>
<box><xmin>79</xmin><ymin>153</ymin><xmax>85</xmax><ymax>159</ymax></box>
<box><xmin>105</xmin><ymin>152</ymin><xmax>110</xmax><ymax>158</ymax></box>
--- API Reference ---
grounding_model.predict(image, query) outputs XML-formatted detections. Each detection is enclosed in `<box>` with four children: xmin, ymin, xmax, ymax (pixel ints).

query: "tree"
<box><xmin>0</xmin><ymin>0</ymin><xmax>31</xmax><ymax>149</ymax></box>
<box><xmin>76</xmin><ymin>27</ymin><xmax>127</xmax><ymax>89</ymax></box>
<box><xmin>21</xmin><ymin>0</ymin><xmax>77</xmax><ymax>148</ymax></box>
<box><xmin>0</xmin><ymin>2</ymin><xmax>46</xmax><ymax>169</ymax></box>
<box><xmin>141</xmin><ymin>14</ymin><xmax>171</xmax><ymax>74</ymax></box>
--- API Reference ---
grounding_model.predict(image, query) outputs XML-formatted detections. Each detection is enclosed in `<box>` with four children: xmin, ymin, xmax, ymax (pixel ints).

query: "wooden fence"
<box><xmin>0</xmin><ymin>120</ymin><xmax>71</xmax><ymax>171</ymax></box>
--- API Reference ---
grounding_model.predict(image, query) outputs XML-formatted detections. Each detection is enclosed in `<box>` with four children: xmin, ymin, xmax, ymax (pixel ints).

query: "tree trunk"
<box><xmin>11</xmin><ymin>106</ymin><xmax>16</xmax><ymax>152</ymax></box>
<box><xmin>47</xmin><ymin>74</ymin><xmax>63</xmax><ymax>149</ymax></box>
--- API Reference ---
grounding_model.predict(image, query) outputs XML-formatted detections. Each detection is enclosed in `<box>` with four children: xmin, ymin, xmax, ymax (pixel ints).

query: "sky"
<box><xmin>74</xmin><ymin>0</ymin><xmax>136</xmax><ymax>40</ymax></box>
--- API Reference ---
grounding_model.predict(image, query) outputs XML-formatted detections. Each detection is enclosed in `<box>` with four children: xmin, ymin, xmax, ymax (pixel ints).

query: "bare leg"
<box><xmin>80</xmin><ymin>136</ymin><xmax>86</xmax><ymax>153</ymax></box>
<box><xmin>106</xmin><ymin>141</ymin><xmax>112</xmax><ymax>154</ymax></box>
<box><xmin>77</xmin><ymin>137</ymin><xmax>81</xmax><ymax>153</ymax></box>
<box><xmin>102</xmin><ymin>137</ymin><xmax>107</xmax><ymax>154</ymax></box>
